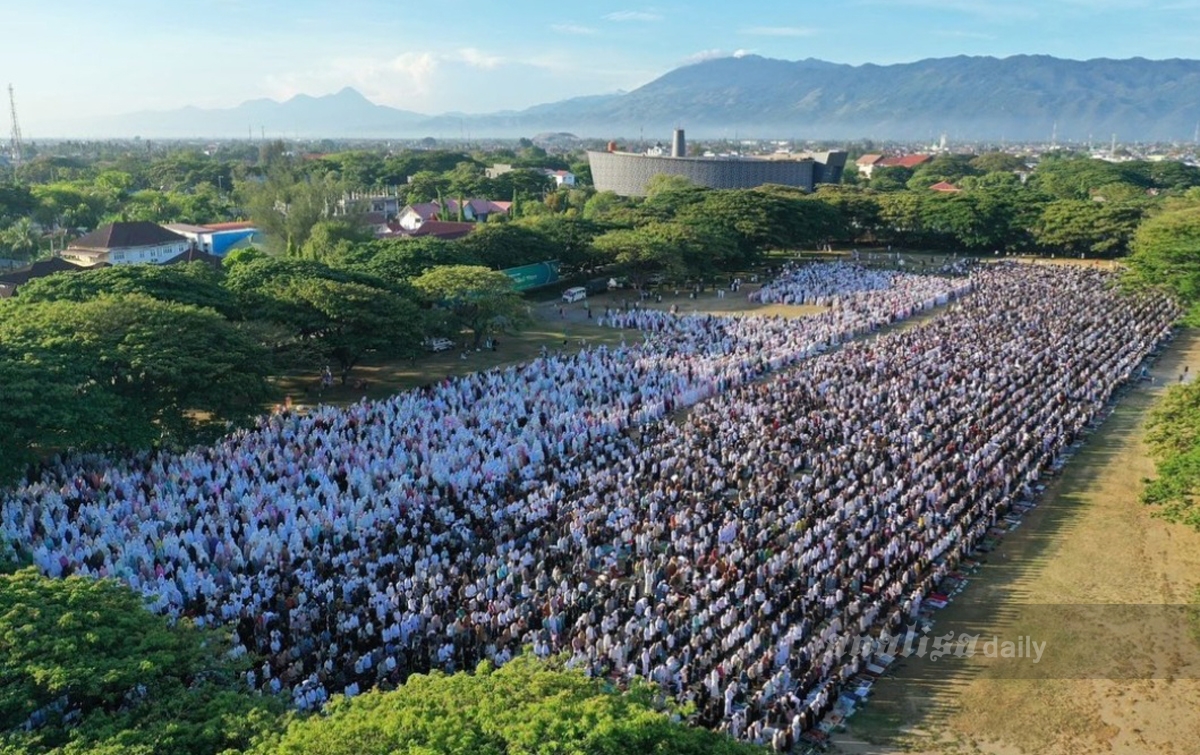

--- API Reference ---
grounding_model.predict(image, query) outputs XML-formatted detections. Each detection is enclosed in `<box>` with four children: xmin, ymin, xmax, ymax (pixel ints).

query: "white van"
<box><xmin>561</xmin><ymin>286</ymin><xmax>587</xmax><ymax>303</ymax></box>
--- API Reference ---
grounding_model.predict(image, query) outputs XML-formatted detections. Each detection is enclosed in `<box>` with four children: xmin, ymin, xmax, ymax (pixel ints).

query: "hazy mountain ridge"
<box><xmin>88</xmin><ymin>55</ymin><xmax>1200</xmax><ymax>141</ymax></box>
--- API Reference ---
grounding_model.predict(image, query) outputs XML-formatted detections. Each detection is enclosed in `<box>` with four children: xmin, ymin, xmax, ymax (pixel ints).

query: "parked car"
<box><xmin>561</xmin><ymin>286</ymin><xmax>588</xmax><ymax>303</ymax></box>
<box><xmin>424</xmin><ymin>337</ymin><xmax>454</xmax><ymax>352</ymax></box>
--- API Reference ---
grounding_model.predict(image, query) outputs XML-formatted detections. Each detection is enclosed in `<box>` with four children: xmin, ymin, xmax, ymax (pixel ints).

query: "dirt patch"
<box><xmin>835</xmin><ymin>331</ymin><xmax>1200</xmax><ymax>755</ymax></box>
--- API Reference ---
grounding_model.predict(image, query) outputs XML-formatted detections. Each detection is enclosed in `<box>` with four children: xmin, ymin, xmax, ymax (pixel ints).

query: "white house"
<box><xmin>62</xmin><ymin>221</ymin><xmax>191</xmax><ymax>267</ymax></box>
<box><xmin>397</xmin><ymin>199</ymin><xmax>513</xmax><ymax>231</ymax></box>
<box><xmin>547</xmin><ymin>170</ymin><xmax>576</xmax><ymax>188</ymax></box>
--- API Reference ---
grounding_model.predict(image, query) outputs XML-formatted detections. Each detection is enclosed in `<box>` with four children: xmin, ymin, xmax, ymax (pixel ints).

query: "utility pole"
<box><xmin>8</xmin><ymin>84</ymin><xmax>24</xmax><ymax>168</ymax></box>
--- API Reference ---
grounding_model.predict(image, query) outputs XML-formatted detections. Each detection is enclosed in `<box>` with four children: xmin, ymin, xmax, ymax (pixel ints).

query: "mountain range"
<box><xmin>86</xmin><ymin>55</ymin><xmax>1200</xmax><ymax>142</ymax></box>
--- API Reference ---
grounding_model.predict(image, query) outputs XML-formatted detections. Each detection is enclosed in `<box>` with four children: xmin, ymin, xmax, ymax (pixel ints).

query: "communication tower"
<box><xmin>7</xmin><ymin>84</ymin><xmax>24</xmax><ymax>168</ymax></box>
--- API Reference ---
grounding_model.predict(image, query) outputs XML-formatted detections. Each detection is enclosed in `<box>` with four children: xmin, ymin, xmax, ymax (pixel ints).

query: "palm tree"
<box><xmin>1</xmin><ymin>218</ymin><xmax>40</xmax><ymax>262</ymax></box>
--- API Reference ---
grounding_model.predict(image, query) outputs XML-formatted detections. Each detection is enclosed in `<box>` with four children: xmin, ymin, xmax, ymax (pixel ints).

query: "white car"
<box><xmin>561</xmin><ymin>286</ymin><xmax>588</xmax><ymax>303</ymax></box>
<box><xmin>424</xmin><ymin>337</ymin><xmax>455</xmax><ymax>353</ymax></box>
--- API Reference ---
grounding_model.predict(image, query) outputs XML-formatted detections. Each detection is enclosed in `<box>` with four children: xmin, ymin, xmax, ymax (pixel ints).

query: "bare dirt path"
<box><xmin>832</xmin><ymin>331</ymin><xmax>1200</xmax><ymax>755</ymax></box>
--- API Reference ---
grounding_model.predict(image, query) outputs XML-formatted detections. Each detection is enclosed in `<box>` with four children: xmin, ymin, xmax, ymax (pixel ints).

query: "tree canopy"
<box><xmin>254</xmin><ymin>655</ymin><xmax>762</xmax><ymax>755</ymax></box>
<box><xmin>0</xmin><ymin>569</ymin><xmax>281</xmax><ymax>755</ymax></box>
<box><xmin>411</xmin><ymin>265</ymin><xmax>528</xmax><ymax>347</ymax></box>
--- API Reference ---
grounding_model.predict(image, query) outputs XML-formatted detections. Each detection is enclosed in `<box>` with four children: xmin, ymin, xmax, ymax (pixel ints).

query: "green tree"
<box><xmin>346</xmin><ymin>238</ymin><xmax>483</xmax><ymax>287</ymax></box>
<box><xmin>969</xmin><ymin>152</ymin><xmax>1028</xmax><ymax>174</ymax></box>
<box><xmin>0</xmin><ymin>217</ymin><xmax>40</xmax><ymax>261</ymax></box>
<box><xmin>412</xmin><ymin>265</ymin><xmax>528</xmax><ymax>347</ymax></box>
<box><xmin>0</xmin><ymin>569</ymin><xmax>281</xmax><ymax>755</ymax></box>
<box><xmin>1033</xmin><ymin>200</ymin><xmax>1144</xmax><ymax>257</ymax></box>
<box><xmin>299</xmin><ymin>219</ymin><xmax>373</xmax><ymax>263</ymax></box>
<box><xmin>0</xmin><ymin>294</ymin><xmax>272</xmax><ymax>454</ymax></box>
<box><xmin>12</xmin><ymin>262</ymin><xmax>237</xmax><ymax>318</ymax></box>
<box><xmin>253</xmin><ymin>655</ymin><xmax>762</xmax><ymax>755</ymax></box>
<box><xmin>1141</xmin><ymin>379</ymin><xmax>1200</xmax><ymax>530</ymax></box>
<box><xmin>1125</xmin><ymin>205</ymin><xmax>1200</xmax><ymax>312</ymax></box>
<box><xmin>457</xmin><ymin>223</ymin><xmax>558</xmax><ymax>270</ymax></box>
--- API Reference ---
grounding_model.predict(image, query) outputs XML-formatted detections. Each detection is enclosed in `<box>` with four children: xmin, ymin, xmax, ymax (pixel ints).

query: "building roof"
<box><xmin>0</xmin><ymin>256</ymin><xmax>96</xmax><ymax>286</ymax></box>
<box><xmin>362</xmin><ymin>211</ymin><xmax>388</xmax><ymax>226</ymax></box>
<box><xmin>203</xmin><ymin>221</ymin><xmax>257</xmax><ymax>232</ymax></box>
<box><xmin>409</xmin><ymin>220</ymin><xmax>476</xmax><ymax>240</ymax></box>
<box><xmin>68</xmin><ymin>221</ymin><xmax>187</xmax><ymax>251</ymax></box>
<box><xmin>877</xmin><ymin>154</ymin><xmax>932</xmax><ymax>169</ymax></box>
<box><xmin>856</xmin><ymin>154</ymin><xmax>883</xmax><ymax>166</ymax></box>
<box><xmin>929</xmin><ymin>181</ymin><xmax>962</xmax><ymax>193</ymax></box>
<box><xmin>163</xmin><ymin>223</ymin><xmax>211</xmax><ymax>235</ymax></box>
<box><xmin>162</xmin><ymin>248</ymin><xmax>224</xmax><ymax>267</ymax></box>
<box><xmin>401</xmin><ymin>199</ymin><xmax>512</xmax><ymax>222</ymax></box>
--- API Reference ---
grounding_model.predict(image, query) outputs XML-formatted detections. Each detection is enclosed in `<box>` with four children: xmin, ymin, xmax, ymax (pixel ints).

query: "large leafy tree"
<box><xmin>513</xmin><ymin>216</ymin><xmax>605</xmax><ymax>273</ymax></box>
<box><xmin>255</xmin><ymin>655</ymin><xmax>762</xmax><ymax>755</ymax></box>
<box><xmin>268</xmin><ymin>277</ymin><xmax>424</xmax><ymax>382</ymax></box>
<box><xmin>0</xmin><ymin>294</ymin><xmax>272</xmax><ymax>455</ymax></box>
<box><xmin>1125</xmin><ymin>204</ymin><xmax>1200</xmax><ymax>311</ymax></box>
<box><xmin>13</xmin><ymin>262</ymin><xmax>238</xmax><ymax>318</ymax></box>
<box><xmin>457</xmin><ymin>223</ymin><xmax>558</xmax><ymax>270</ymax></box>
<box><xmin>224</xmin><ymin>257</ymin><xmax>421</xmax><ymax>377</ymax></box>
<box><xmin>0</xmin><ymin>569</ymin><xmax>281</xmax><ymax>755</ymax></box>
<box><xmin>1033</xmin><ymin>199</ymin><xmax>1145</xmax><ymax>258</ymax></box>
<box><xmin>347</xmin><ymin>238</ymin><xmax>483</xmax><ymax>287</ymax></box>
<box><xmin>412</xmin><ymin>265</ymin><xmax>528</xmax><ymax>347</ymax></box>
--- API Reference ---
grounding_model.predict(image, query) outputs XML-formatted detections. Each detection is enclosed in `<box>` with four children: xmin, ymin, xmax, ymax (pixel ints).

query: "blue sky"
<box><xmin>5</xmin><ymin>0</ymin><xmax>1200</xmax><ymax>134</ymax></box>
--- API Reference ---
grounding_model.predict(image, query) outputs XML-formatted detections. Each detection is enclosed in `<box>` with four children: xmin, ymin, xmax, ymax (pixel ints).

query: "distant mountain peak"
<box><xmin>83</xmin><ymin>54</ymin><xmax>1200</xmax><ymax>141</ymax></box>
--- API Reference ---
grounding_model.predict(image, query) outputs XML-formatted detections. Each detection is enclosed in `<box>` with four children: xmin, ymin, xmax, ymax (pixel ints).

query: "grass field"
<box><xmin>834</xmin><ymin>331</ymin><xmax>1200</xmax><ymax>755</ymax></box>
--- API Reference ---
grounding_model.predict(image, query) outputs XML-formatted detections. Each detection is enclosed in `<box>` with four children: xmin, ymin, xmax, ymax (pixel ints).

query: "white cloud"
<box><xmin>733</xmin><ymin>49</ymin><xmax>753</xmax><ymax>58</ymax></box>
<box><xmin>454</xmin><ymin>48</ymin><xmax>504</xmax><ymax>69</ymax></box>
<box><xmin>681</xmin><ymin>49</ymin><xmax>730</xmax><ymax>65</ymax></box>
<box><xmin>551</xmin><ymin>23</ymin><xmax>599</xmax><ymax>35</ymax></box>
<box><xmin>265</xmin><ymin>47</ymin><xmax>645</xmax><ymax>115</ymax></box>
<box><xmin>740</xmin><ymin>26</ymin><xmax>817</xmax><ymax>37</ymax></box>
<box><xmin>604</xmin><ymin>10</ymin><xmax>663</xmax><ymax>22</ymax></box>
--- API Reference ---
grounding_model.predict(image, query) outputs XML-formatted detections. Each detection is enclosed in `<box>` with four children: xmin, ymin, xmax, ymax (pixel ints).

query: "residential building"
<box><xmin>162</xmin><ymin>221</ymin><xmax>261</xmax><ymax>256</ymax></box>
<box><xmin>0</xmin><ymin>257</ymin><xmax>96</xmax><ymax>299</ymax></box>
<box><xmin>62</xmin><ymin>222</ymin><xmax>190</xmax><ymax>267</ymax></box>
<box><xmin>396</xmin><ymin>199</ymin><xmax>512</xmax><ymax>231</ymax></box>
<box><xmin>856</xmin><ymin>153</ymin><xmax>932</xmax><ymax>178</ymax></box>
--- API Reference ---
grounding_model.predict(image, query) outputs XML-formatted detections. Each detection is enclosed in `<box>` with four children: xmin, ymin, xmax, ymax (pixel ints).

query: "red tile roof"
<box><xmin>929</xmin><ymin>181</ymin><xmax>962</xmax><ymax>193</ymax></box>
<box><xmin>877</xmin><ymin>154</ymin><xmax>932</xmax><ymax>169</ymax></box>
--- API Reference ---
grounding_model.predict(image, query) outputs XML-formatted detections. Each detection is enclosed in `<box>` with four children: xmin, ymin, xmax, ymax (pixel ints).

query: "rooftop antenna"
<box><xmin>8</xmin><ymin>84</ymin><xmax>24</xmax><ymax>168</ymax></box>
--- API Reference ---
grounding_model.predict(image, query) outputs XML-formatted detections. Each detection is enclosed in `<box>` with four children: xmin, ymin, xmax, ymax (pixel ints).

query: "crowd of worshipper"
<box><xmin>0</xmin><ymin>261</ymin><xmax>1179</xmax><ymax>750</ymax></box>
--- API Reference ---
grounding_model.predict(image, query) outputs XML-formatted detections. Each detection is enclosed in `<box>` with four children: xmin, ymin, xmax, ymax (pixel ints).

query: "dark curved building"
<box><xmin>588</xmin><ymin>130</ymin><xmax>846</xmax><ymax>197</ymax></box>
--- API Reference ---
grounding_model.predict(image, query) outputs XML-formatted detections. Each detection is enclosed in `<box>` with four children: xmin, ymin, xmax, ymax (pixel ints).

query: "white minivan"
<box><xmin>561</xmin><ymin>286</ymin><xmax>588</xmax><ymax>303</ymax></box>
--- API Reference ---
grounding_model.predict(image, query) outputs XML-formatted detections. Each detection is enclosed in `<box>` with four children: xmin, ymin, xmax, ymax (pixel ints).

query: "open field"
<box><xmin>833</xmin><ymin>331</ymin><xmax>1200</xmax><ymax>755</ymax></box>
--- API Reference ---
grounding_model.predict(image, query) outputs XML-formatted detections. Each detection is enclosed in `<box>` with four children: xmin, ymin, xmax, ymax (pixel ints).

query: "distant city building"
<box><xmin>486</xmin><ymin>163</ymin><xmax>576</xmax><ymax>187</ymax></box>
<box><xmin>588</xmin><ymin>129</ymin><xmax>846</xmax><ymax>197</ymax></box>
<box><xmin>62</xmin><ymin>222</ymin><xmax>190</xmax><ymax>267</ymax></box>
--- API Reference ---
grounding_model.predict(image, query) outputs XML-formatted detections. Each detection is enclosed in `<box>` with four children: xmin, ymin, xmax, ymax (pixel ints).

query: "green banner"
<box><xmin>502</xmin><ymin>260</ymin><xmax>560</xmax><ymax>291</ymax></box>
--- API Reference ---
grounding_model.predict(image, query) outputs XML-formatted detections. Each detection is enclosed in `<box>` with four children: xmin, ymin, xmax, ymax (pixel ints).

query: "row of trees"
<box><xmin>1125</xmin><ymin>197</ymin><xmax>1200</xmax><ymax>530</ymax></box>
<box><xmin>0</xmin><ymin>255</ymin><xmax>529</xmax><ymax>481</ymax></box>
<box><xmin>1</xmin><ymin>568</ymin><xmax>758</xmax><ymax>755</ymax></box>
